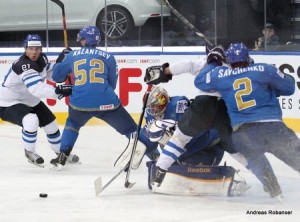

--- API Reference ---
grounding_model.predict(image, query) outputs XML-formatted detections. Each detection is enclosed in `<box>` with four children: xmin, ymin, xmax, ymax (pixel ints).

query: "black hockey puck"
<box><xmin>39</xmin><ymin>193</ymin><xmax>48</xmax><ymax>198</ymax></box>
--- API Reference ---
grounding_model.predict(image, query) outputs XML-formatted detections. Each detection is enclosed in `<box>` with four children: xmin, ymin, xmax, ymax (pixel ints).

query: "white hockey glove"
<box><xmin>144</xmin><ymin>63</ymin><xmax>172</xmax><ymax>85</ymax></box>
<box><xmin>145</xmin><ymin>119</ymin><xmax>176</xmax><ymax>146</ymax></box>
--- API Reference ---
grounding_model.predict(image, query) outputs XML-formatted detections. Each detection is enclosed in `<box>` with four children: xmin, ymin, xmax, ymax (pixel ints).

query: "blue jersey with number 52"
<box><xmin>53</xmin><ymin>47</ymin><xmax>120</xmax><ymax>111</ymax></box>
<box><xmin>195</xmin><ymin>63</ymin><xmax>295</xmax><ymax>127</ymax></box>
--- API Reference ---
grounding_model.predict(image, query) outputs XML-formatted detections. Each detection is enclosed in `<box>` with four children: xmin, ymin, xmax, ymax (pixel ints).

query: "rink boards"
<box><xmin>0</xmin><ymin>48</ymin><xmax>299</xmax><ymax>132</ymax></box>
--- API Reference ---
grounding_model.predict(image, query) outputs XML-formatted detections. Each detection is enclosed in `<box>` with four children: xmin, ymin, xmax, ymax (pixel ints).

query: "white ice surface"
<box><xmin>0</xmin><ymin>124</ymin><xmax>300</xmax><ymax>222</ymax></box>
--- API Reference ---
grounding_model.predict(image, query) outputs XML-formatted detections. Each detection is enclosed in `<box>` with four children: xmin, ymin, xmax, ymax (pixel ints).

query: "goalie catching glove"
<box><xmin>55</xmin><ymin>84</ymin><xmax>72</xmax><ymax>99</ymax></box>
<box><xmin>144</xmin><ymin>63</ymin><xmax>172</xmax><ymax>85</ymax></box>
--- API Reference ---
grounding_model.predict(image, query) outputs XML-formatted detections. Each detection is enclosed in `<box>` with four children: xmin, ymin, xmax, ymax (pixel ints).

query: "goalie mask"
<box><xmin>146</xmin><ymin>86</ymin><xmax>169</xmax><ymax>118</ymax></box>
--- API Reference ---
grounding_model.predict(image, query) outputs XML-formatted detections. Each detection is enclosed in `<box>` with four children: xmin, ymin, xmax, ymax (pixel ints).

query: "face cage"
<box><xmin>146</xmin><ymin>104</ymin><xmax>166</xmax><ymax>119</ymax></box>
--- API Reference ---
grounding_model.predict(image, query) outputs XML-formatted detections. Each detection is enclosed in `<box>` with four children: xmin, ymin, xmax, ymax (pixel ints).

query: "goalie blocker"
<box><xmin>147</xmin><ymin>161</ymin><xmax>249</xmax><ymax>197</ymax></box>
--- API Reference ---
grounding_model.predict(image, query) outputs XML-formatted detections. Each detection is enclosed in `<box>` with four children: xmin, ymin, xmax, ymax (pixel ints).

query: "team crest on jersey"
<box><xmin>176</xmin><ymin>100</ymin><xmax>188</xmax><ymax>113</ymax></box>
<box><xmin>99</xmin><ymin>104</ymin><xmax>114</xmax><ymax>110</ymax></box>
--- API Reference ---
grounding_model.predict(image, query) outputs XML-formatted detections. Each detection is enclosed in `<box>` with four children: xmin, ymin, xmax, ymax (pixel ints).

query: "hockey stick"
<box><xmin>51</xmin><ymin>0</ymin><xmax>72</xmax><ymax>85</ymax></box>
<box><xmin>162</xmin><ymin>0</ymin><xmax>214</xmax><ymax>47</ymax></box>
<box><xmin>124</xmin><ymin>84</ymin><xmax>153</xmax><ymax>188</ymax></box>
<box><xmin>50</xmin><ymin>0</ymin><xmax>68</xmax><ymax>48</ymax></box>
<box><xmin>94</xmin><ymin>85</ymin><xmax>153</xmax><ymax>195</ymax></box>
<box><xmin>94</xmin><ymin>164</ymin><xmax>128</xmax><ymax>196</ymax></box>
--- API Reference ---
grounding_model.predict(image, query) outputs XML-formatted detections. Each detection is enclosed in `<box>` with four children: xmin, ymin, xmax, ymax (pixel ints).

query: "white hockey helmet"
<box><xmin>146</xmin><ymin>86</ymin><xmax>169</xmax><ymax>118</ymax></box>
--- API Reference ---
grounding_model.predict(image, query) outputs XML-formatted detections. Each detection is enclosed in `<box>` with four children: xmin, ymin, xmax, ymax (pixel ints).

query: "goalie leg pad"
<box><xmin>147</xmin><ymin>161</ymin><xmax>242</xmax><ymax>196</ymax></box>
<box><xmin>114</xmin><ymin>133</ymin><xmax>147</xmax><ymax>170</ymax></box>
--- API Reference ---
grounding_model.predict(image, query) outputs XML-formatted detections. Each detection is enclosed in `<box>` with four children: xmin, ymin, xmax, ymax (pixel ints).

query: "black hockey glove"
<box><xmin>206</xmin><ymin>46</ymin><xmax>226</xmax><ymax>66</ymax></box>
<box><xmin>144</xmin><ymin>63</ymin><xmax>172</xmax><ymax>85</ymax></box>
<box><xmin>55</xmin><ymin>84</ymin><xmax>72</xmax><ymax>99</ymax></box>
<box><xmin>56</xmin><ymin>47</ymin><xmax>72</xmax><ymax>63</ymax></box>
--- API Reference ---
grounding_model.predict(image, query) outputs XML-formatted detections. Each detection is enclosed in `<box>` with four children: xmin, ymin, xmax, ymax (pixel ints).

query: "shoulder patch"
<box><xmin>176</xmin><ymin>100</ymin><xmax>188</xmax><ymax>113</ymax></box>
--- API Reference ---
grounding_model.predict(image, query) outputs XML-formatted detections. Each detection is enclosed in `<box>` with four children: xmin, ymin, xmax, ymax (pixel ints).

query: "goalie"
<box><xmin>142</xmin><ymin>86</ymin><xmax>249</xmax><ymax>196</ymax></box>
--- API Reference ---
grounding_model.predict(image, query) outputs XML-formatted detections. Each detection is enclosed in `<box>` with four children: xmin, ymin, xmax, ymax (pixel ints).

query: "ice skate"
<box><xmin>229</xmin><ymin>180</ymin><xmax>251</xmax><ymax>196</ymax></box>
<box><xmin>25</xmin><ymin>150</ymin><xmax>44</xmax><ymax>168</ymax></box>
<box><xmin>55</xmin><ymin>152</ymin><xmax>80</xmax><ymax>164</ymax></box>
<box><xmin>50</xmin><ymin>152</ymin><xmax>68</xmax><ymax>171</ymax></box>
<box><xmin>67</xmin><ymin>153</ymin><xmax>80</xmax><ymax>164</ymax></box>
<box><xmin>263</xmin><ymin>171</ymin><xmax>283</xmax><ymax>199</ymax></box>
<box><xmin>151</xmin><ymin>166</ymin><xmax>166</xmax><ymax>188</ymax></box>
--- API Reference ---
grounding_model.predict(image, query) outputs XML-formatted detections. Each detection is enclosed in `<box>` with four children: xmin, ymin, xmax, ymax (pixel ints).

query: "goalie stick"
<box><xmin>94</xmin><ymin>164</ymin><xmax>128</xmax><ymax>196</ymax></box>
<box><xmin>93</xmin><ymin>85</ymin><xmax>153</xmax><ymax>195</ymax></box>
<box><xmin>124</xmin><ymin>84</ymin><xmax>153</xmax><ymax>188</ymax></box>
<box><xmin>162</xmin><ymin>0</ymin><xmax>214</xmax><ymax>47</ymax></box>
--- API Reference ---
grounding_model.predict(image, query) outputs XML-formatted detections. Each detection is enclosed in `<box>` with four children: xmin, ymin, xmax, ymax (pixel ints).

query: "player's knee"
<box><xmin>43</xmin><ymin>120</ymin><xmax>59</xmax><ymax>134</ymax></box>
<box><xmin>22</xmin><ymin>113</ymin><xmax>39</xmax><ymax>133</ymax></box>
<box><xmin>170</xmin><ymin>127</ymin><xmax>193</xmax><ymax>147</ymax></box>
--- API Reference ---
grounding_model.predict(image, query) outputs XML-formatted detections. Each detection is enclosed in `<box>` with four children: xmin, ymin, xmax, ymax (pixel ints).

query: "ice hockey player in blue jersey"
<box><xmin>0</xmin><ymin>34</ymin><xmax>76</xmax><ymax>167</ymax></box>
<box><xmin>50</xmin><ymin>26</ymin><xmax>147</xmax><ymax>170</ymax></box>
<box><xmin>142</xmin><ymin>86</ymin><xmax>224</xmax><ymax>165</ymax></box>
<box><xmin>142</xmin><ymin>86</ymin><xmax>249</xmax><ymax>196</ymax></box>
<box><xmin>195</xmin><ymin>42</ymin><xmax>300</xmax><ymax>199</ymax></box>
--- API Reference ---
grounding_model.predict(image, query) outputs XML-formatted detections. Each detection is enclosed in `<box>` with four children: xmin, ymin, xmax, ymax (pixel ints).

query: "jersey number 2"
<box><xmin>233</xmin><ymin>77</ymin><xmax>256</xmax><ymax>110</ymax></box>
<box><xmin>74</xmin><ymin>59</ymin><xmax>104</xmax><ymax>86</ymax></box>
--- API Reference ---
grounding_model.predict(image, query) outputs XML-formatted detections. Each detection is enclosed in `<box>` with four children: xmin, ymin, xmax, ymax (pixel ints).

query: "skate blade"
<box><xmin>94</xmin><ymin>177</ymin><xmax>103</xmax><ymax>196</ymax></box>
<box><xmin>275</xmin><ymin>194</ymin><xmax>284</xmax><ymax>202</ymax></box>
<box><xmin>49</xmin><ymin>163</ymin><xmax>63</xmax><ymax>171</ymax></box>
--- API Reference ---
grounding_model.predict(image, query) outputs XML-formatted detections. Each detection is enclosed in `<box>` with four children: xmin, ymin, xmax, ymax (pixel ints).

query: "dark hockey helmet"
<box><xmin>77</xmin><ymin>26</ymin><xmax>101</xmax><ymax>47</ymax></box>
<box><xmin>24</xmin><ymin>34</ymin><xmax>42</xmax><ymax>48</ymax></box>
<box><xmin>146</xmin><ymin>86</ymin><xmax>169</xmax><ymax>118</ymax></box>
<box><xmin>226</xmin><ymin>42</ymin><xmax>249</xmax><ymax>64</ymax></box>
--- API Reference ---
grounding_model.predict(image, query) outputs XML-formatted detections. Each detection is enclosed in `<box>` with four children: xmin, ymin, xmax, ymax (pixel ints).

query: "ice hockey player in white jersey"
<box><xmin>0</xmin><ymin>34</ymin><xmax>78</xmax><ymax>167</ymax></box>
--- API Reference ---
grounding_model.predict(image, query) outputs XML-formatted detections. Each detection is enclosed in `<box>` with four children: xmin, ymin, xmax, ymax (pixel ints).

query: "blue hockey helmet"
<box><xmin>226</xmin><ymin>43</ymin><xmax>249</xmax><ymax>64</ymax></box>
<box><xmin>77</xmin><ymin>26</ymin><xmax>101</xmax><ymax>47</ymax></box>
<box><xmin>24</xmin><ymin>34</ymin><xmax>42</xmax><ymax>47</ymax></box>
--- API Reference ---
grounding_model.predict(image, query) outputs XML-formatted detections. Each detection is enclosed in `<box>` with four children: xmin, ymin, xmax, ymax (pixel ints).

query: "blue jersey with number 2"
<box><xmin>195</xmin><ymin>63</ymin><xmax>295</xmax><ymax>127</ymax></box>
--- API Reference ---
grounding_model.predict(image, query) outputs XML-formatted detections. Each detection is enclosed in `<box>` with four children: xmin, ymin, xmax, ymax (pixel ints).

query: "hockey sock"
<box><xmin>156</xmin><ymin>127</ymin><xmax>192</xmax><ymax>170</ymax></box>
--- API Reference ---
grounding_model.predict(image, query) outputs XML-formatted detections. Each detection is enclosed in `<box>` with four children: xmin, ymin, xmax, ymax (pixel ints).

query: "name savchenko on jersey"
<box><xmin>218</xmin><ymin>65</ymin><xmax>265</xmax><ymax>78</ymax></box>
